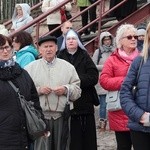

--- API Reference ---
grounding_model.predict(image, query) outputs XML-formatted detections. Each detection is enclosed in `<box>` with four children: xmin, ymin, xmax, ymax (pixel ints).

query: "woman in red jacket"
<box><xmin>100</xmin><ymin>24</ymin><xmax>139</xmax><ymax>150</ymax></box>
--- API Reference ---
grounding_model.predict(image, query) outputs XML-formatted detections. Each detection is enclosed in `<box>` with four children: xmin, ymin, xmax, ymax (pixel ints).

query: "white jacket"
<box><xmin>42</xmin><ymin>0</ymin><xmax>72</xmax><ymax>25</ymax></box>
<box><xmin>11</xmin><ymin>3</ymin><xmax>33</xmax><ymax>34</ymax></box>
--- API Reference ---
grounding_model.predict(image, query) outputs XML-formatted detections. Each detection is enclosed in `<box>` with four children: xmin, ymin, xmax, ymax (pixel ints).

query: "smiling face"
<box><xmin>120</xmin><ymin>29</ymin><xmax>137</xmax><ymax>53</ymax></box>
<box><xmin>39</xmin><ymin>41</ymin><xmax>57</xmax><ymax>62</ymax></box>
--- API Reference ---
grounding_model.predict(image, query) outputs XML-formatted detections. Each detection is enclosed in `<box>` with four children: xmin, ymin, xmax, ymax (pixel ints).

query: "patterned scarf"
<box><xmin>101</xmin><ymin>45</ymin><xmax>114</xmax><ymax>53</ymax></box>
<box><xmin>0</xmin><ymin>58</ymin><xmax>15</xmax><ymax>68</ymax></box>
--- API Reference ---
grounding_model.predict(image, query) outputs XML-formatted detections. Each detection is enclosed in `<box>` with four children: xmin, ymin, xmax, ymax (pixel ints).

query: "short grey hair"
<box><xmin>115</xmin><ymin>24</ymin><xmax>137</xmax><ymax>49</ymax></box>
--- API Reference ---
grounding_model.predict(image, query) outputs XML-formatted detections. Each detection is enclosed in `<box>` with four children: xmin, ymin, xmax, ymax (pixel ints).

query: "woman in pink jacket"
<box><xmin>100</xmin><ymin>24</ymin><xmax>139</xmax><ymax>150</ymax></box>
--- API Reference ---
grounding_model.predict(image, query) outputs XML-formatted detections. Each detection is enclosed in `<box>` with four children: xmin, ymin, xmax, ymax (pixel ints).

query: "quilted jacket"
<box><xmin>100</xmin><ymin>49</ymin><xmax>132</xmax><ymax>131</ymax></box>
<box><xmin>120</xmin><ymin>56</ymin><xmax>150</xmax><ymax>133</ymax></box>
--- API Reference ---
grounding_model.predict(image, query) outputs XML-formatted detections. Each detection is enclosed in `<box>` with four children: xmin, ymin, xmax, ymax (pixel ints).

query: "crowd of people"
<box><xmin>0</xmin><ymin>0</ymin><xmax>150</xmax><ymax>150</ymax></box>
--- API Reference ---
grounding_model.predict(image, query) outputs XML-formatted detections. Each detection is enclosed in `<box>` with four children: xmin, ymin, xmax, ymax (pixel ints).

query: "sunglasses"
<box><xmin>122</xmin><ymin>35</ymin><xmax>138</xmax><ymax>40</ymax></box>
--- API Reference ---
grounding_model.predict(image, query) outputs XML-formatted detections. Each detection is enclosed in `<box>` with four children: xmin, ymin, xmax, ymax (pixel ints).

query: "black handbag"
<box><xmin>132</xmin><ymin>57</ymin><xmax>144</xmax><ymax>97</ymax></box>
<box><xmin>8</xmin><ymin>81</ymin><xmax>46</xmax><ymax>140</ymax></box>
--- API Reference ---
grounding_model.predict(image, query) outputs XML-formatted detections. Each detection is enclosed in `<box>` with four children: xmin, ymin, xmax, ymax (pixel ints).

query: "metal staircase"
<box><xmin>3</xmin><ymin>0</ymin><xmax>149</xmax><ymax>55</ymax></box>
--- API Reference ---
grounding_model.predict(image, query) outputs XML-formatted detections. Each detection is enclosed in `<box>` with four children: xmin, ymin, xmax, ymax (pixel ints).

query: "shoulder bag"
<box><xmin>106</xmin><ymin>90</ymin><xmax>121</xmax><ymax>111</ymax></box>
<box><xmin>8</xmin><ymin>81</ymin><xmax>47</xmax><ymax>140</ymax></box>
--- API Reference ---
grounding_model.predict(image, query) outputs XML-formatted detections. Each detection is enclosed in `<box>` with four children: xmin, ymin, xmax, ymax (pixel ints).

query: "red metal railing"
<box><xmin>5</xmin><ymin>0</ymin><xmax>149</xmax><ymax>55</ymax></box>
<box><xmin>84</xmin><ymin>2</ymin><xmax>150</xmax><ymax>56</ymax></box>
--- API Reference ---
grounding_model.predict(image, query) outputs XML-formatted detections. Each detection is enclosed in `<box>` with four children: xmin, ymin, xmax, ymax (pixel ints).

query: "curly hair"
<box><xmin>115</xmin><ymin>24</ymin><xmax>137</xmax><ymax>49</ymax></box>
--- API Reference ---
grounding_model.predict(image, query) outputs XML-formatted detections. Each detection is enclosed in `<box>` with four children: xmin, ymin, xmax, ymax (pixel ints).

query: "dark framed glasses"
<box><xmin>122</xmin><ymin>35</ymin><xmax>138</xmax><ymax>40</ymax></box>
<box><xmin>0</xmin><ymin>45</ymin><xmax>11</xmax><ymax>52</ymax></box>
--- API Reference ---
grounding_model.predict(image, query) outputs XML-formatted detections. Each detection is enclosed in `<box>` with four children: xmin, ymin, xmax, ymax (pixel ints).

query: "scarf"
<box><xmin>118</xmin><ymin>48</ymin><xmax>139</xmax><ymax>64</ymax></box>
<box><xmin>100</xmin><ymin>45</ymin><xmax>114</xmax><ymax>53</ymax></box>
<box><xmin>0</xmin><ymin>58</ymin><xmax>15</xmax><ymax>68</ymax></box>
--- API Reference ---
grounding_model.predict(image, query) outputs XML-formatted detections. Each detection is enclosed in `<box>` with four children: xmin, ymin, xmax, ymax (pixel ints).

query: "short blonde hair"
<box><xmin>115</xmin><ymin>24</ymin><xmax>137</xmax><ymax>48</ymax></box>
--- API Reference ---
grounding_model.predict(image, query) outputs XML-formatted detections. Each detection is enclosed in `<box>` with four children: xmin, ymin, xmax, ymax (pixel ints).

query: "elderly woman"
<box><xmin>58</xmin><ymin>29</ymin><xmax>98</xmax><ymax>150</ymax></box>
<box><xmin>0</xmin><ymin>34</ymin><xmax>44</xmax><ymax>149</ymax></box>
<box><xmin>10</xmin><ymin>3</ymin><xmax>33</xmax><ymax>34</ymax></box>
<box><xmin>120</xmin><ymin>22</ymin><xmax>150</xmax><ymax>150</ymax></box>
<box><xmin>12</xmin><ymin>31</ymin><xmax>38</xmax><ymax>68</ymax></box>
<box><xmin>100</xmin><ymin>24</ymin><xmax>139</xmax><ymax>150</ymax></box>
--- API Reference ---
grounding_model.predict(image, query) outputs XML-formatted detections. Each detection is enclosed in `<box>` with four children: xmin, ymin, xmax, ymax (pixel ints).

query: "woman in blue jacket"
<box><xmin>12</xmin><ymin>31</ymin><xmax>39</xmax><ymax>68</ymax></box>
<box><xmin>120</xmin><ymin>21</ymin><xmax>150</xmax><ymax>150</ymax></box>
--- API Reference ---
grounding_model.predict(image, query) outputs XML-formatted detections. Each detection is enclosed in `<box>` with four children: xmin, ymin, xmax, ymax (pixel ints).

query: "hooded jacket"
<box><xmin>92</xmin><ymin>31</ymin><xmax>115</xmax><ymax>95</ymax></box>
<box><xmin>11</xmin><ymin>3</ymin><xmax>33</xmax><ymax>34</ymax></box>
<box><xmin>15</xmin><ymin>45</ymin><xmax>38</xmax><ymax>68</ymax></box>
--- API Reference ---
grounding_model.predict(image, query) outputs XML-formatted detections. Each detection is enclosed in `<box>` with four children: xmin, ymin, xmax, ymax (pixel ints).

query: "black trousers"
<box><xmin>70</xmin><ymin>114</ymin><xmax>97</xmax><ymax>150</ymax></box>
<box><xmin>130</xmin><ymin>130</ymin><xmax>150</xmax><ymax>150</ymax></box>
<box><xmin>115</xmin><ymin>131</ymin><xmax>132</xmax><ymax>150</ymax></box>
<box><xmin>48</xmin><ymin>24</ymin><xmax>62</xmax><ymax>38</ymax></box>
<box><xmin>109</xmin><ymin>0</ymin><xmax>137</xmax><ymax>20</ymax></box>
<box><xmin>80</xmin><ymin>6</ymin><xmax>97</xmax><ymax>34</ymax></box>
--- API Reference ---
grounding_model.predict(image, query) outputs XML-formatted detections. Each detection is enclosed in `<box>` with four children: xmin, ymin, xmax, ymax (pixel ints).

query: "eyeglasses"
<box><xmin>0</xmin><ymin>46</ymin><xmax>11</xmax><ymax>52</ymax></box>
<box><xmin>122</xmin><ymin>35</ymin><xmax>138</xmax><ymax>40</ymax></box>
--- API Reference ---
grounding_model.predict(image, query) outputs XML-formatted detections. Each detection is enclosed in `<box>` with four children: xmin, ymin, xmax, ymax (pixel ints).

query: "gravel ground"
<box><xmin>94</xmin><ymin>107</ymin><xmax>117</xmax><ymax>150</ymax></box>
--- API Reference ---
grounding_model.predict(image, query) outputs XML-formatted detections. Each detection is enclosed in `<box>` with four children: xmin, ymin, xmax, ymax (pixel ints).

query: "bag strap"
<box><xmin>97</xmin><ymin>48</ymin><xmax>102</xmax><ymax>65</ymax></box>
<box><xmin>8</xmin><ymin>80</ymin><xmax>19</xmax><ymax>93</ymax></box>
<box><xmin>8</xmin><ymin>80</ymin><xmax>23</xmax><ymax>100</ymax></box>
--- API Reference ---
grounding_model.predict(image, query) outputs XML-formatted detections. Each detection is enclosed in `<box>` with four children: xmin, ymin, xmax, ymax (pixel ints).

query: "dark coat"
<box><xmin>0</xmin><ymin>63</ymin><xmax>42</xmax><ymax>150</ymax></box>
<box><xmin>120</xmin><ymin>56</ymin><xmax>150</xmax><ymax>132</ymax></box>
<box><xmin>58</xmin><ymin>48</ymin><xmax>98</xmax><ymax>150</ymax></box>
<box><xmin>57</xmin><ymin>35</ymin><xmax>64</xmax><ymax>50</ymax></box>
<box><xmin>58</xmin><ymin>48</ymin><xmax>99</xmax><ymax>114</ymax></box>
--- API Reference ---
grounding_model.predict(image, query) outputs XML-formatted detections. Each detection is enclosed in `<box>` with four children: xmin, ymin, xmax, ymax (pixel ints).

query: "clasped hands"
<box><xmin>39</xmin><ymin>86</ymin><xmax>67</xmax><ymax>96</ymax></box>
